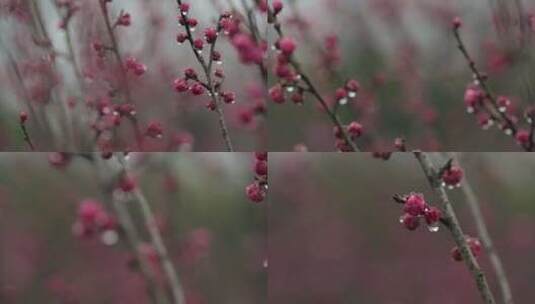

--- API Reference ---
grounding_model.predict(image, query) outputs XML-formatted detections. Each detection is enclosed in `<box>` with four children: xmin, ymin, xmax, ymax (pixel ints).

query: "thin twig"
<box><xmin>413</xmin><ymin>151</ymin><xmax>496</xmax><ymax>304</ymax></box>
<box><xmin>98</xmin><ymin>1</ymin><xmax>143</xmax><ymax>149</ymax></box>
<box><xmin>452</xmin><ymin>153</ymin><xmax>514</xmax><ymax>304</ymax></box>
<box><xmin>111</xmin><ymin>199</ymin><xmax>166</xmax><ymax>304</ymax></box>
<box><xmin>90</xmin><ymin>156</ymin><xmax>168</xmax><ymax>304</ymax></box>
<box><xmin>20</xmin><ymin>123</ymin><xmax>35</xmax><ymax>151</ymax></box>
<box><xmin>452</xmin><ymin>26</ymin><xmax>529</xmax><ymax>150</ymax></box>
<box><xmin>117</xmin><ymin>155</ymin><xmax>186</xmax><ymax>304</ymax></box>
<box><xmin>131</xmin><ymin>188</ymin><xmax>185</xmax><ymax>304</ymax></box>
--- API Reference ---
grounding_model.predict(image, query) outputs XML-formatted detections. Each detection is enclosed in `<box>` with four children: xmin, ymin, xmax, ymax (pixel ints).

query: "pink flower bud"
<box><xmin>403</xmin><ymin>193</ymin><xmax>427</xmax><ymax>216</ymax></box>
<box><xmin>442</xmin><ymin>166</ymin><xmax>463</xmax><ymax>187</ymax></box>
<box><xmin>246</xmin><ymin>183</ymin><xmax>265</xmax><ymax>203</ymax></box>
<box><xmin>277</xmin><ymin>37</ymin><xmax>296</xmax><ymax>56</ymax></box>
<box><xmin>19</xmin><ymin>111</ymin><xmax>28</xmax><ymax>124</ymax></box>
<box><xmin>173</xmin><ymin>78</ymin><xmax>189</xmax><ymax>92</ymax></box>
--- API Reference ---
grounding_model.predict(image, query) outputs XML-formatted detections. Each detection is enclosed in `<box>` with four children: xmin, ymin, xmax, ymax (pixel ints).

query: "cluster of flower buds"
<box><xmin>336</xmin><ymin>79</ymin><xmax>360</xmax><ymax>105</ymax></box>
<box><xmin>218</xmin><ymin>12</ymin><xmax>266</xmax><ymax>65</ymax></box>
<box><xmin>72</xmin><ymin>199</ymin><xmax>119</xmax><ymax>245</ymax></box>
<box><xmin>463</xmin><ymin>85</ymin><xmax>492</xmax><ymax>128</ymax></box>
<box><xmin>516</xmin><ymin>106</ymin><xmax>535</xmax><ymax>148</ymax></box>
<box><xmin>177</xmin><ymin>3</ymin><xmax>197</xmax><ymax>30</ymax></box>
<box><xmin>125</xmin><ymin>56</ymin><xmax>147</xmax><ymax>76</ymax></box>
<box><xmin>268</xmin><ymin>36</ymin><xmax>299</xmax><ymax>105</ymax></box>
<box><xmin>145</xmin><ymin>121</ymin><xmax>163</xmax><ymax>139</ymax></box>
<box><xmin>173</xmin><ymin>66</ymin><xmax>233</xmax><ymax>110</ymax></box>
<box><xmin>455</xmin><ymin>17</ymin><xmax>534</xmax><ymax>150</ymax></box>
<box><xmin>174</xmin><ymin>4</ymin><xmax>249</xmax><ymax>114</ymax></box>
<box><xmin>333</xmin><ymin>121</ymin><xmax>363</xmax><ymax>151</ymax></box>
<box><xmin>440</xmin><ymin>164</ymin><xmax>464</xmax><ymax>189</ymax></box>
<box><xmin>462</xmin><ymin>79</ymin><xmax>534</xmax><ymax>147</ymax></box>
<box><xmin>395</xmin><ymin>193</ymin><xmax>442</xmax><ymax>232</ymax></box>
<box><xmin>175</xmin><ymin>3</ymin><xmax>220</xmax><ymax>107</ymax></box>
<box><xmin>463</xmin><ymin>85</ymin><xmax>517</xmax><ymax>127</ymax></box>
<box><xmin>451</xmin><ymin>236</ymin><xmax>482</xmax><ymax>262</ymax></box>
<box><xmin>88</xmin><ymin>96</ymin><xmax>123</xmax><ymax>136</ymax></box>
<box><xmin>246</xmin><ymin>152</ymin><xmax>268</xmax><ymax>203</ymax></box>
<box><xmin>267</xmin><ymin>18</ymin><xmax>362</xmax><ymax>150</ymax></box>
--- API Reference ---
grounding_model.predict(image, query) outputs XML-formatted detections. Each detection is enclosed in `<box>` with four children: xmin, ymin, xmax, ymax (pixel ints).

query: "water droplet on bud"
<box><xmin>427</xmin><ymin>224</ymin><xmax>439</xmax><ymax>232</ymax></box>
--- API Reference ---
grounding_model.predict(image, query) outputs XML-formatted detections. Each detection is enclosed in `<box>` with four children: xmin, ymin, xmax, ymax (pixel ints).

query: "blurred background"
<box><xmin>3</xmin><ymin>0</ymin><xmax>535</xmax><ymax>151</ymax></box>
<box><xmin>269</xmin><ymin>152</ymin><xmax>535</xmax><ymax>303</ymax></box>
<box><xmin>267</xmin><ymin>0</ymin><xmax>535</xmax><ymax>151</ymax></box>
<box><xmin>0</xmin><ymin>153</ymin><xmax>266</xmax><ymax>303</ymax></box>
<box><xmin>0</xmin><ymin>0</ymin><xmax>266</xmax><ymax>151</ymax></box>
